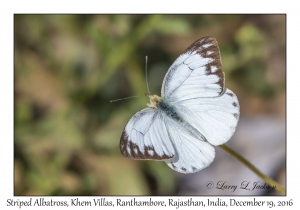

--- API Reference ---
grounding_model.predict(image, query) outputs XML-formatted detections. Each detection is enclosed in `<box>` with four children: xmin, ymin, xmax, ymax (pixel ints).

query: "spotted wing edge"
<box><xmin>120</xmin><ymin>108</ymin><xmax>175</xmax><ymax>160</ymax></box>
<box><xmin>161</xmin><ymin>36</ymin><xmax>225</xmax><ymax>101</ymax></box>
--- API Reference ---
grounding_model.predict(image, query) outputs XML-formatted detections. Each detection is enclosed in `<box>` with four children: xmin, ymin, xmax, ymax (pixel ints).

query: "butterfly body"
<box><xmin>153</xmin><ymin>96</ymin><xmax>205</xmax><ymax>141</ymax></box>
<box><xmin>156</xmin><ymin>98</ymin><xmax>180</xmax><ymax>121</ymax></box>
<box><xmin>120</xmin><ymin>37</ymin><xmax>240</xmax><ymax>174</ymax></box>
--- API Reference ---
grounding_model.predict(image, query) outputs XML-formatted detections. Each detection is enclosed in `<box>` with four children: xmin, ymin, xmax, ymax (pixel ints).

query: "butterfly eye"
<box><xmin>156</xmin><ymin>101</ymin><xmax>158</xmax><ymax>103</ymax></box>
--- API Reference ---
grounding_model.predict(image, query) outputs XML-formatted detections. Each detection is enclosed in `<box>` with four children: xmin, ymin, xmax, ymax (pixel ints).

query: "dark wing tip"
<box><xmin>184</xmin><ymin>36</ymin><xmax>218</xmax><ymax>54</ymax></box>
<box><xmin>120</xmin><ymin>130</ymin><xmax>174</xmax><ymax>160</ymax></box>
<box><xmin>184</xmin><ymin>36</ymin><xmax>222</xmax><ymax>69</ymax></box>
<box><xmin>184</xmin><ymin>36</ymin><xmax>225</xmax><ymax>93</ymax></box>
<box><xmin>120</xmin><ymin>130</ymin><xmax>130</xmax><ymax>158</ymax></box>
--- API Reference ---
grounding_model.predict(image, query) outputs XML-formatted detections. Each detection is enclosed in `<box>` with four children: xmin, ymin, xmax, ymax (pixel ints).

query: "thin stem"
<box><xmin>219</xmin><ymin>144</ymin><xmax>286</xmax><ymax>195</ymax></box>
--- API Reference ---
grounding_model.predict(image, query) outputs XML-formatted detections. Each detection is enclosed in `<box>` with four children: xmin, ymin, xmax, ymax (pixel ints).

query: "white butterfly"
<box><xmin>120</xmin><ymin>36</ymin><xmax>240</xmax><ymax>174</ymax></box>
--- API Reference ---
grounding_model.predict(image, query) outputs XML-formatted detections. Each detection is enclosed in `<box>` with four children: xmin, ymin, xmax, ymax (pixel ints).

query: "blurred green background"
<box><xmin>14</xmin><ymin>14</ymin><xmax>286</xmax><ymax>195</ymax></box>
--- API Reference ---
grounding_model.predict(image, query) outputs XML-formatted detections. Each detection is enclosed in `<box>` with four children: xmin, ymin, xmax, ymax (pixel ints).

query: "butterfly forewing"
<box><xmin>120</xmin><ymin>108</ymin><xmax>175</xmax><ymax>160</ymax></box>
<box><xmin>161</xmin><ymin>36</ymin><xmax>225</xmax><ymax>102</ymax></box>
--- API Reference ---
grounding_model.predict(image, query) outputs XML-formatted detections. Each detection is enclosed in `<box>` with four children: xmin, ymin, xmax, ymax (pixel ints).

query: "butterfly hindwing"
<box><xmin>163</xmin><ymin>116</ymin><xmax>215</xmax><ymax>174</ymax></box>
<box><xmin>120</xmin><ymin>108</ymin><xmax>175</xmax><ymax>160</ymax></box>
<box><xmin>175</xmin><ymin>88</ymin><xmax>240</xmax><ymax>146</ymax></box>
<box><xmin>161</xmin><ymin>36</ymin><xmax>225</xmax><ymax>102</ymax></box>
<box><xmin>120</xmin><ymin>108</ymin><xmax>216</xmax><ymax>173</ymax></box>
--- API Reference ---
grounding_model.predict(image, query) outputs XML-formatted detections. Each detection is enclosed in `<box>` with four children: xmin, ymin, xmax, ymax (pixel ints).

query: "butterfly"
<box><xmin>120</xmin><ymin>36</ymin><xmax>240</xmax><ymax>174</ymax></box>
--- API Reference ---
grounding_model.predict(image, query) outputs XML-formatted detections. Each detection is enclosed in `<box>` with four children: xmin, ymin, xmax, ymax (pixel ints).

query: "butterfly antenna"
<box><xmin>145</xmin><ymin>56</ymin><xmax>151</xmax><ymax>95</ymax></box>
<box><xmin>111</xmin><ymin>56</ymin><xmax>150</xmax><ymax>103</ymax></box>
<box><xmin>109</xmin><ymin>95</ymin><xmax>140</xmax><ymax>103</ymax></box>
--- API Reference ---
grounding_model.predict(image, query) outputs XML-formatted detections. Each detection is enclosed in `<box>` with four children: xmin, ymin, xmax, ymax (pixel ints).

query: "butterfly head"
<box><xmin>146</xmin><ymin>93</ymin><xmax>162</xmax><ymax>108</ymax></box>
